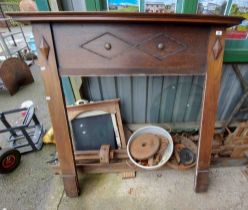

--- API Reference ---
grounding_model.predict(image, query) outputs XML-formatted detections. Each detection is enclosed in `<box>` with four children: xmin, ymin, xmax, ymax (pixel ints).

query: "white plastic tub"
<box><xmin>127</xmin><ymin>125</ymin><xmax>173</xmax><ymax>170</ymax></box>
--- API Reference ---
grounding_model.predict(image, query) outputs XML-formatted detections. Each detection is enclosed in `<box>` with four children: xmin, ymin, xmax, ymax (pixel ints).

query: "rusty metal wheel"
<box><xmin>0</xmin><ymin>148</ymin><xmax>21</xmax><ymax>174</ymax></box>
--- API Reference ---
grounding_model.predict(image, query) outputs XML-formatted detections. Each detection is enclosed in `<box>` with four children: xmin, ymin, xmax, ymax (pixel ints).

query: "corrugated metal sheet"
<box><xmin>60</xmin><ymin>0</ymin><xmax>86</xmax><ymax>11</ymax></box>
<box><xmin>217</xmin><ymin>64</ymin><xmax>248</xmax><ymax>121</ymax></box>
<box><xmin>82</xmin><ymin>64</ymin><xmax>248</xmax><ymax>124</ymax></box>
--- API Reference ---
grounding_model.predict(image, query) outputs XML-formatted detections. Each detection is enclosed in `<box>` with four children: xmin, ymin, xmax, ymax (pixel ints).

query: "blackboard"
<box><xmin>71</xmin><ymin>113</ymin><xmax>117</xmax><ymax>150</ymax></box>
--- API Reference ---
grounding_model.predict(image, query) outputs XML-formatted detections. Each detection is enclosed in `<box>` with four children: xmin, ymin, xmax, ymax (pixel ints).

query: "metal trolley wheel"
<box><xmin>0</xmin><ymin>148</ymin><xmax>21</xmax><ymax>174</ymax></box>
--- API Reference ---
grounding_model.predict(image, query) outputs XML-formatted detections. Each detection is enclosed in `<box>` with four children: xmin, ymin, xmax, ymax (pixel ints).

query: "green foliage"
<box><xmin>1</xmin><ymin>0</ymin><xmax>20</xmax><ymax>3</ymax></box>
<box><xmin>112</xmin><ymin>5</ymin><xmax>139</xmax><ymax>12</ymax></box>
<box><xmin>230</xmin><ymin>3</ymin><xmax>248</xmax><ymax>18</ymax></box>
<box><xmin>230</xmin><ymin>4</ymin><xmax>238</xmax><ymax>15</ymax></box>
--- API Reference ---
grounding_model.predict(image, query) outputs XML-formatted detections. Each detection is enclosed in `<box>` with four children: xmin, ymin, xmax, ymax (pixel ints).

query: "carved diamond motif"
<box><xmin>39</xmin><ymin>37</ymin><xmax>50</xmax><ymax>59</ymax></box>
<box><xmin>81</xmin><ymin>32</ymin><xmax>132</xmax><ymax>59</ymax></box>
<box><xmin>212</xmin><ymin>38</ymin><xmax>222</xmax><ymax>60</ymax></box>
<box><xmin>136</xmin><ymin>33</ymin><xmax>187</xmax><ymax>60</ymax></box>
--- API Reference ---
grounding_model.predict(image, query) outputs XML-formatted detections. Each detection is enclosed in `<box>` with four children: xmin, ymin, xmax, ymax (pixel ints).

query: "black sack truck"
<box><xmin>0</xmin><ymin>105</ymin><xmax>43</xmax><ymax>173</ymax></box>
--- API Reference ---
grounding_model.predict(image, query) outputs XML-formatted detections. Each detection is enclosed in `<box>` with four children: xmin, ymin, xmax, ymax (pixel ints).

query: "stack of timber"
<box><xmin>212</xmin><ymin>122</ymin><xmax>248</xmax><ymax>159</ymax></box>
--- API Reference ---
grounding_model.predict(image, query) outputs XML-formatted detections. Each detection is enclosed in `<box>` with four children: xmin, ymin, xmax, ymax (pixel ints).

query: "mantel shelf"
<box><xmin>6</xmin><ymin>12</ymin><xmax>243</xmax><ymax>27</ymax></box>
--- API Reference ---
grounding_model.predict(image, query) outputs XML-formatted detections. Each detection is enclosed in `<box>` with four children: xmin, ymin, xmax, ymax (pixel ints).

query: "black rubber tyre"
<box><xmin>0</xmin><ymin>148</ymin><xmax>21</xmax><ymax>174</ymax></box>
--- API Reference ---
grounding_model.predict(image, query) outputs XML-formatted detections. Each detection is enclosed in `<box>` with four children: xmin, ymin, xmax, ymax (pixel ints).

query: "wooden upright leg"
<box><xmin>194</xmin><ymin>27</ymin><xmax>225</xmax><ymax>192</ymax></box>
<box><xmin>33</xmin><ymin>24</ymin><xmax>80</xmax><ymax>197</ymax></box>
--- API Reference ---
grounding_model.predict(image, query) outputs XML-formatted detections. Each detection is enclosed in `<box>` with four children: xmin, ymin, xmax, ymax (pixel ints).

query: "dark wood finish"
<box><xmin>51</xmin><ymin>161</ymin><xmax>137</xmax><ymax>175</ymax></box>
<box><xmin>32</xmin><ymin>24</ymin><xmax>79</xmax><ymax>197</ymax></box>
<box><xmin>0</xmin><ymin>58</ymin><xmax>34</xmax><ymax>95</ymax></box>
<box><xmin>195</xmin><ymin>27</ymin><xmax>226</xmax><ymax>192</ymax></box>
<box><xmin>6</xmin><ymin>12</ymin><xmax>243</xmax><ymax>26</ymax></box>
<box><xmin>8</xmin><ymin>12</ymin><xmax>243</xmax><ymax>197</ymax></box>
<box><xmin>77</xmin><ymin>161</ymin><xmax>137</xmax><ymax>173</ymax></box>
<box><xmin>68</xmin><ymin>99</ymin><xmax>120</xmax><ymax>119</ymax></box>
<box><xmin>74</xmin><ymin>148</ymin><xmax>128</xmax><ymax>163</ymax></box>
<box><xmin>99</xmin><ymin>145</ymin><xmax>111</xmax><ymax>164</ymax></box>
<box><xmin>53</xmin><ymin>23</ymin><xmax>208</xmax><ymax>76</ymax></box>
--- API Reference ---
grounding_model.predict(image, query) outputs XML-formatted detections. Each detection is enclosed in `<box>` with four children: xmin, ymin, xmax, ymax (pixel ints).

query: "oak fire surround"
<box><xmin>8</xmin><ymin>12</ymin><xmax>243</xmax><ymax>197</ymax></box>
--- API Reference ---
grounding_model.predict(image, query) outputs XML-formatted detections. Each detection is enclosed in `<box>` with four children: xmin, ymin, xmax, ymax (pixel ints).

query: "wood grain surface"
<box><xmin>6</xmin><ymin>12</ymin><xmax>243</xmax><ymax>26</ymax></box>
<box><xmin>53</xmin><ymin>23</ymin><xmax>209</xmax><ymax>76</ymax></box>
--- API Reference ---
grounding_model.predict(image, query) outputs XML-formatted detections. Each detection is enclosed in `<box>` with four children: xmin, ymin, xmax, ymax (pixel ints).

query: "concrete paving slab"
<box><xmin>0</xmin><ymin>64</ymin><xmax>56</xmax><ymax>210</ymax></box>
<box><xmin>56</xmin><ymin>167</ymin><xmax>248</xmax><ymax>210</ymax></box>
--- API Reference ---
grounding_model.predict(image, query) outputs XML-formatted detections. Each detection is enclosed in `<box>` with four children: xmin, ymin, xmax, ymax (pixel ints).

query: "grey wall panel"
<box><xmin>217</xmin><ymin>65</ymin><xmax>232</xmax><ymax>119</ymax></box>
<box><xmin>217</xmin><ymin>65</ymin><xmax>241</xmax><ymax>120</ymax></box>
<box><xmin>217</xmin><ymin>65</ymin><xmax>248</xmax><ymax>121</ymax></box>
<box><xmin>184</xmin><ymin>76</ymin><xmax>204</xmax><ymax>122</ymax></box>
<box><xmin>61</xmin><ymin>0</ymin><xmax>74</xmax><ymax>10</ymax></box>
<box><xmin>85</xmin><ymin>77</ymin><xmax>102</xmax><ymax>100</ymax></box>
<box><xmin>61</xmin><ymin>0</ymin><xmax>86</xmax><ymax>11</ymax></box>
<box><xmin>84</xmin><ymin>64</ymin><xmax>248</xmax><ymax>124</ymax></box>
<box><xmin>159</xmin><ymin>76</ymin><xmax>178</xmax><ymax>123</ymax></box>
<box><xmin>72</xmin><ymin>0</ymin><xmax>86</xmax><ymax>11</ymax></box>
<box><xmin>172</xmin><ymin>76</ymin><xmax>194</xmax><ymax>122</ymax></box>
<box><xmin>132</xmin><ymin>77</ymin><xmax>147</xmax><ymax>123</ymax></box>
<box><xmin>116</xmin><ymin>77</ymin><xmax>132</xmax><ymax>123</ymax></box>
<box><xmin>100</xmin><ymin>77</ymin><xmax>117</xmax><ymax>99</ymax></box>
<box><xmin>146</xmin><ymin>76</ymin><xmax>164</xmax><ymax>123</ymax></box>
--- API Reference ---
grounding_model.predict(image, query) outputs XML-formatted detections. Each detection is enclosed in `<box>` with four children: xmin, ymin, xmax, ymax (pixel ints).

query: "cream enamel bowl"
<box><xmin>127</xmin><ymin>126</ymin><xmax>173</xmax><ymax>170</ymax></box>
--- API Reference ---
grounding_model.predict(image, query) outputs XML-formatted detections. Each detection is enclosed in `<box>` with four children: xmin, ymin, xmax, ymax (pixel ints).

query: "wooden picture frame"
<box><xmin>67</xmin><ymin>99</ymin><xmax>126</xmax><ymax>149</ymax></box>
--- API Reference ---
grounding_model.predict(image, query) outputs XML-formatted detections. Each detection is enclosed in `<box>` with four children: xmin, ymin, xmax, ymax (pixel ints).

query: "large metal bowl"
<box><xmin>127</xmin><ymin>125</ymin><xmax>174</xmax><ymax>170</ymax></box>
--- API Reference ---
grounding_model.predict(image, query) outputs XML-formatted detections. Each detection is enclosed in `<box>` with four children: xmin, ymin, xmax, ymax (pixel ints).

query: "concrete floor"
<box><xmin>0</xmin><ymin>65</ymin><xmax>248</xmax><ymax>210</ymax></box>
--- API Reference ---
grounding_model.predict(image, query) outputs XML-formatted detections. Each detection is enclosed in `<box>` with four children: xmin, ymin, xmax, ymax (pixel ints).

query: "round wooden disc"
<box><xmin>130</xmin><ymin>133</ymin><xmax>160</xmax><ymax>160</ymax></box>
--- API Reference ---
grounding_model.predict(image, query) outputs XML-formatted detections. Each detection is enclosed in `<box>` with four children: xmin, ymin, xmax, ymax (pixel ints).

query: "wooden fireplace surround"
<box><xmin>7</xmin><ymin>12</ymin><xmax>243</xmax><ymax>197</ymax></box>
